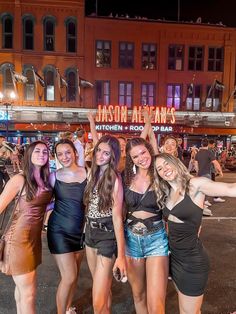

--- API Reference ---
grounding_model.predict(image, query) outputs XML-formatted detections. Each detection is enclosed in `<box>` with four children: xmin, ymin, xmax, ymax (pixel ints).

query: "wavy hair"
<box><xmin>23</xmin><ymin>141</ymin><xmax>50</xmax><ymax>201</ymax></box>
<box><xmin>83</xmin><ymin>135</ymin><xmax>120</xmax><ymax>212</ymax></box>
<box><xmin>155</xmin><ymin>153</ymin><xmax>193</xmax><ymax>198</ymax></box>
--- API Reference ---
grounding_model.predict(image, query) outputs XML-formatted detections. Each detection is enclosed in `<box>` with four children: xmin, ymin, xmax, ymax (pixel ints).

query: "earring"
<box><xmin>133</xmin><ymin>164</ymin><xmax>136</xmax><ymax>175</ymax></box>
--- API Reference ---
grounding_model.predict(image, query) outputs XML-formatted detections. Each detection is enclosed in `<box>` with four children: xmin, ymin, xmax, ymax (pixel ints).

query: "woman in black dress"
<box><xmin>155</xmin><ymin>153</ymin><xmax>236</xmax><ymax>314</ymax></box>
<box><xmin>47</xmin><ymin>139</ymin><xmax>87</xmax><ymax>314</ymax></box>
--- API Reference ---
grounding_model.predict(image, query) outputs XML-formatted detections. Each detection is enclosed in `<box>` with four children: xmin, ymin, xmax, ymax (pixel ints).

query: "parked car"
<box><xmin>224</xmin><ymin>154</ymin><xmax>236</xmax><ymax>170</ymax></box>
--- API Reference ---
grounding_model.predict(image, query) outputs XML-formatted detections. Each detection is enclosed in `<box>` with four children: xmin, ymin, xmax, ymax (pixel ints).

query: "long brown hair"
<box><xmin>23</xmin><ymin>141</ymin><xmax>50</xmax><ymax>201</ymax></box>
<box><xmin>83</xmin><ymin>135</ymin><xmax>120</xmax><ymax>212</ymax></box>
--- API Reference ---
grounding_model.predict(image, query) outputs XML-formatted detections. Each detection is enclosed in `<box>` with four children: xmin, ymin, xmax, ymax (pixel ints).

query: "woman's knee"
<box><xmin>93</xmin><ymin>296</ymin><xmax>108</xmax><ymax>313</ymax></box>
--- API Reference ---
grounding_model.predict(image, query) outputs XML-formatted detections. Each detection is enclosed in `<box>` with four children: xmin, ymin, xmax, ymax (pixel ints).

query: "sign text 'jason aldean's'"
<box><xmin>95</xmin><ymin>105</ymin><xmax>176</xmax><ymax>124</ymax></box>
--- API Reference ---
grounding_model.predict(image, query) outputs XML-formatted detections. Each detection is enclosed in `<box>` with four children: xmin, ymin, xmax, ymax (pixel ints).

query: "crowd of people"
<box><xmin>0</xmin><ymin>113</ymin><xmax>236</xmax><ymax>314</ymax></box>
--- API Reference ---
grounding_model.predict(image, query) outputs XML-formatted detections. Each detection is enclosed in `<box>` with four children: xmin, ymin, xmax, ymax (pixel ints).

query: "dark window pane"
<box><xmin>25</xmin><ymin>19</ymin><xmax>33</xmax><ymax>33</ymax></box>
<box><xmin>46</xmin><ymin>21</ymin><xmax>54</xmax><ymax>35</ymax></box>
<box><xmin>4</xmin><ymin>35</ymin><xmax>13</xmax><ymax>48</ymax></box>
<box><xmin>25</xmin><ymin>36</ymin><xmax>33</xmax><ymax>49</ymax></box>
<box><xmin>68</xmin><ymin>38</ymin><xmax>76</xmax><ymax>52</ymax></box>
<box><xmin>68</xmin><ymin>22</ymin><xmax>76</xmax><ymax>35</ymax></box>
<box><xmin>5</xmin><ymin>18</ymin><xmax>12</xmax><ymax>32</ymax></box>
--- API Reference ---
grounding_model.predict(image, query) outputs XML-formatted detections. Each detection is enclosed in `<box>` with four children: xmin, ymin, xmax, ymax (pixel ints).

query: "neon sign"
<box><xmin>95</xmin><ymin>105</ymin><xmax>176</xmax><ymax>124</ymax></box>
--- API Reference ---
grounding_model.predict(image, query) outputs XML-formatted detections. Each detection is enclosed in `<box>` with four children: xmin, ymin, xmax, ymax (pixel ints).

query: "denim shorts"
<box><xmin>125</xmin><ymin>225</ymin><xmax>169</xmax><ymax>259</ymax></box>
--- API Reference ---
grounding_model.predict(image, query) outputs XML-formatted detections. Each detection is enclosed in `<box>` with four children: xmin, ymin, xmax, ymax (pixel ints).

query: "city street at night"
<box><xmin>0</xmin><ymin>171</ymin><xmax>235</xmax><ymax>314</ymax></box>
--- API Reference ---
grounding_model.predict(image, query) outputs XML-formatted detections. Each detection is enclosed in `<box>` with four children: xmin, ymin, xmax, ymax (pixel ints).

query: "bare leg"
<box><xmin>53</xmin><ymin>252</ymin><xmax>83</xmax><ymax>314</ymax></box>
<box><xmin>67</xmin><ymin>251</ymin><xmax>84</xmax><ymax>309</ymax></box>
<box><xmin>14</xmin><ymin>286</ymin><xmax>21</xmax><ymax>314</ymax></box>
<box><xmin>178</xmin><ymin>289</ymin><xmax>204</xmax><ymax>314</ymax></box>
<box><xmin>146</xmin><ymin>256</ymin><xmax>169</xmax><ymax>314</ymax></box>
<box><xmin>126</xmin><ymin>257</ymin><xmax>147</xmax><ymax>314</ymax></box>
<box><xmin>12</xmin><ymin>270</ymin><xmax>37</xmax><ymax>314</ymax></box>
<box><xmin>86</xmin><ymin>245</ymin><xmax>114</xmax><ymax>314</ymax></box>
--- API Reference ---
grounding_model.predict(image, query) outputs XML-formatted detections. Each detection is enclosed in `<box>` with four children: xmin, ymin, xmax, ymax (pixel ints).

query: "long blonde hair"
<box><xmin>155</xmin><ymin>153</ymin><xmax>193</xmax><ymax>197</ymax></box>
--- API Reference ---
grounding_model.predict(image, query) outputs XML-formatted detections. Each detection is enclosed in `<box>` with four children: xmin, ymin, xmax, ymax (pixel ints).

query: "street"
<box><xmin>0</xmin><ymin>171</ymin><xmax>235</xmax><ymax>314</ymax></box>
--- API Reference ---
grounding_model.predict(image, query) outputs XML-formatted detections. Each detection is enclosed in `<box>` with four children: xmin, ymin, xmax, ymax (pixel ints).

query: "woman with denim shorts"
<box><xmin>123</xmin><ymin>137</ymin><xmax>169</xmax><ymax>314</ymax></box>
<box><xmin>84</xmin><ymin>135</ymin><xmax>126</xmax><ymax>313</ymax></box>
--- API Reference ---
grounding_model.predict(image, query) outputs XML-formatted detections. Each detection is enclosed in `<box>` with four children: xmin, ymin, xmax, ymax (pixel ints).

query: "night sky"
<box><xmin>85</xmin><ymin>0</ymin><xmax>236</xmax><ymax>27</ymax></box>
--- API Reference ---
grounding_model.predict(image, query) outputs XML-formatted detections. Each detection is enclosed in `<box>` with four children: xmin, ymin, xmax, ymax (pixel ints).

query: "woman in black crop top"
<box><xmin>155</xmin><ymin>153</ymin><xmax>236</xmax><ymax>314</ymax></box>
<box><xmin>124</xmin><ymin>137</ymin><xmax>168</xmax><ymax>314</ymax></box>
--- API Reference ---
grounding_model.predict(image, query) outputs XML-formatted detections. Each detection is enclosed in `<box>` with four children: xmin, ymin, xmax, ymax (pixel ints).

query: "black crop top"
<box><xmin>124</xmin><ymin>187</ymin><xmax>163</xmax><ymax>228</ymax></box>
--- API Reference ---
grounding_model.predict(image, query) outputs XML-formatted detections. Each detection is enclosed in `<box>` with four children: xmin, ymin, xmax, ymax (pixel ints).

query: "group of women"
<box><xmin>0</xmin><ymin>118</ymin><xmax>236</xmax><ymax>314</ymax></box>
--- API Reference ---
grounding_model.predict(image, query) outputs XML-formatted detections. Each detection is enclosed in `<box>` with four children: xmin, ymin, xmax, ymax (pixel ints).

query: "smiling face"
<box><xmin>31</xmin><ymin>143</ymin><xmax>49</xmax><ymax>167</ymax></box>
<box><xmin>163</xmin><ymin>138</ymin><xmax>178</xmax><ymax>156</ymax></box>
<box><xmin>95</xmin><ymin>142</ymin><xmax>112</xmax><ymax>168</ymax></box>
<box><xmin>56</xmin><ymin>143</ymin><xmax>76</xmax><ymax>168</ymax></box>
<box><xmin>155</xmin><ymin>157</ymin><xmax>178</xmax><ymax>182</ymax></box>
<box><xmin>129</xmin><ymin>144</ymin><xmax>152</xmax><ymax>170</ymax></box>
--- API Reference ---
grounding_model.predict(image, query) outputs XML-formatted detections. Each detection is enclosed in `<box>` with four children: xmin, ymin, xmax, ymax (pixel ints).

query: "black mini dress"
<box><xmin>47</xmin><ymin>178</ymin><xmax>86</xmax><ymax>254</ymax></box>
<box><xmin>163</xmin><ymin>194</ymin><xmax>210</xmax><ymax>297</ymax></box>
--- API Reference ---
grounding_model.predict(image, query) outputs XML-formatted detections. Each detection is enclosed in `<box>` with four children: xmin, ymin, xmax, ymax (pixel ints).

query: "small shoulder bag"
<box><xmin>0</xmin><ymin>183</ymin><xmax>25</xmax><ymax>261</ymax></box>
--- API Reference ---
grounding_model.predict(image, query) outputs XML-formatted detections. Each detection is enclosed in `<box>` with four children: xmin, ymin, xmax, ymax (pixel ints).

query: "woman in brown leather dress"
<box><xmin>0</xmin><ymin>140</ymin><xmax>52</xmax><ymax>314</ymax></box>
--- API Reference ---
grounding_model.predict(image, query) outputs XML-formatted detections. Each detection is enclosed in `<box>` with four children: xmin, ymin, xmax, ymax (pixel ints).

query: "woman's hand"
<box><xmin>113</xmin><ymin>255</ymin><xmax>127</xmax><ymax>279</ymax></box>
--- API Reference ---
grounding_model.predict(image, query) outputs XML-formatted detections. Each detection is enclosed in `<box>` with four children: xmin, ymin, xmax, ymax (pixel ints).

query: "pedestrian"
<box><xmin>83</xmin><ymin>135</ymin><xmax>126</xmax><ymax>314</ymax></box>
<box><xmin>0</xmin><ymin>140</ymin><xmax>52</xmax><ymax>314</ymax></box>
<box><xmin>123</xmin><ymin>137</ymin><xmax>169</xmax><ymax>314</ymax></box>
<box><xmin>161</xmin><ymin>135</ymin><xmax>178</xmax><ymax>157</ymax></box>
<box><xmin>47</xmin><ymin>139</ymin><xmax>87</xmax><ymax>314</ymax></box>
<box><xmin>74</xmin><ymin>127</ymin><xmax>86</xmax><ymax>167</ymax></box>
<box><xmin>155</xmin><ymin>152</ymin><xmax>236</xmax><ymax>314</ymax></box>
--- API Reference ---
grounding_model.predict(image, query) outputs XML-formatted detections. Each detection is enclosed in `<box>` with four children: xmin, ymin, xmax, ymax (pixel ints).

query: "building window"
<box><xmin>186</xmin><ymin>84</ymin><xmax>201</xmax><ymax>111</ymax></box>
<box><xmin>66</xmin><ymin>71</ymin><xmax>76</xmax><ymax>101</ymax></box>
<box><xmin>2</xmin><ymin>65</ymin><xmax>14</xmax><ymax>93</ymax></box>
<box><xmin>188</xmin><ymin>46</ymin><xmax>204</xmax><ymax>71</ymax></box>
<box><xmin>96</xmin><ymin>40</ymin><xmax>111</xmax><ymax>68</ymax></box>
<box><xmin>44</xmin><ymin>69</ymin><xmax>55</xmax><ymax>101</ymax></box>
<box><xmin>119</xmin><ymin>42</ymin><xmax>134</xmax><ymax>68</ymax></box>
<box><xmin>168</xmin><ymin>45</ymin><xmax>184</xmax><ymax>70</ymax></box>
<box><xmin>118</xmin><ymin>82</ymin><xmax>133</xmax><ymax>108</ymax></box>
<box><xmin>43</xmin><ymin>17</ymin><xmax>55</xmax><ymax>51</ymax></box>
<box><xmin>142</xmin><ymin>44</ymin><xmax>156</xmax><ymax>70</ymax></box>
<box><xmin>167</xmin><ymin>84</ymin><xmax>182</xmax><ymax>110</ymax></box>
<box><xmin>141</xmin><ymin>83</ymin><xmax>156</xmax><ymax>105</ymax></box>
<box><xmin>208</xmin><ymin>47</ymin><xmax>224</xmax><ymax>72</ymax></box>
<box><xmin>23</xmin><ymin>17</ymin><xmax>34</xmax><ymax>50</ymax></box>
<box><xmin>24</xmin><ymin>68</ymin><xmax>35</xmax><ymax>100</ymax></box>
<box><xmin>2</xmin><ymin>15</ymin><xmax>13</xmax><ymax>49</ymax></box>
<box><xmin>205</xmin><ymin>85</ymin><xmax>221</xmax><ymax>111</ymax></box>
<box><xmin>96</xmin><ymin>81</ymin><xmax>110</xmax><ymax>105</ymax></box>
<box><xmin>66</xmin><ymin>18</ymin><xmax>76</xmax><ymax>53</ymax></box>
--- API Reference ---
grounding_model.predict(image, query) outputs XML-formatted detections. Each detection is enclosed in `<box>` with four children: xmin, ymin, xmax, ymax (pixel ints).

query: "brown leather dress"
<box><xmin>0</xmin><ymin>187</ymin><xmax>52</xmax><ymax>275</ymax></box>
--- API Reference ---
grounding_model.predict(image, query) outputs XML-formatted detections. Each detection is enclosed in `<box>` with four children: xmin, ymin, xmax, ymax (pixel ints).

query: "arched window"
<box><xmin>23</xmin><ymin>16</ymin><xmax>34</xmax><ymax>50</ymax></box>
<box><xmin>43</xmin><ymin>17</ymin><xmax>56</xmax><ymax>51</ymax></box>
<box><xmin>1</xmin><ymin>14</ymin><xmax>13</xmax><ymax>49</ymax></box>
<box><xmin>66</xmin><ymin>69</ymin><xmax>77</xmax><ymax>101</ymax></box>
<box><xmin>44</xmin><ymin>68</ymin><xmax>55</xmax><ymax>101</ymax></box>
<box><xmin>23</xmin><ymin>67</ymin><xmax>35</xmax><ymax>100</ymax></box>
<box><xmin>0</xmin><ymin>63</ymin><xmax>15</xmax><ymax>94</ymax></box>
<box><xmin>65</xmin><ymin>17</ymin><xmax>77</xmax><ymax>53</ymax></box>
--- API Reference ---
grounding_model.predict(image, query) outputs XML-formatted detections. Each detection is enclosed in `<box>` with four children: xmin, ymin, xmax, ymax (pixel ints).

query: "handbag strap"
<box><xmin>1</xmin><ymin>182</ymin><xmax>25</xmax><ymax>239</ymax></box>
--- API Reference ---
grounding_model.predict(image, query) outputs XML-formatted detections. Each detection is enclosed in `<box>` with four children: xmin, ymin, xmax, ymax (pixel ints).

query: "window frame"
<box><xmin>22</xmin><ymin>15</ymin><xmax>35</xmax><ymax>50</ymax></box>
<box><xmin>1</xmin><ymin>13</ymin><xmax>14</xmax><ymax>49</ymax></box>
<box><xmin>119</xmin><ymin>41</ymin><xmax>134</xmax><ymax>69</ymax></box>
<box><xmin>43</xmin><ymin>16</ymin><xmax>56</xmax><ymax>52</ymax></box>
<box><xmin>141</xmin><ymin>82</ymin><xmax>156</xmax><ymax>106</ymax></box>
<box><xmin>168</xmin><ymin>44</ymin><xmax>184</xmax><ymax>71</ymax></box>
<box><xmin>166</xmin><ymin>84</ymin><xmax>182</xmax><ymax>110</ymax></box>
<box><xmin>141</xmin><ymin>43</ymin><xmax>157</xmax><ymax>70</ymax></box>
<box><xmin>208</xmin><ymin>47</ymin><xmax>224</xmax><ymax>72</ymax></box>
<box><xmin>95</xmin><ymin>80</ymin><xmax>110</xmax><ymax>106</ymax></box>
<box><xmin>95</xmin><ymin>40</ymin><xmax>112</xmax><ymax>68</ymax></box>
<box><xmin>66</xmin><ymin>68</ymin><xmax>77</xmax><ymax>102</ymax></box>
<box><xmin>188</xmin><ymin>46</ymin><xmax>204</xmax><ymax>71</ymax></box>
<box><xmin>118</xmin><ymin>81</ymin><xmax>133</xmax><ymax>108</ymax></box>
<box><xmin>65</xmin><ymin>17</ymin><xmax>77</xmax><ymax>53</ymax></box>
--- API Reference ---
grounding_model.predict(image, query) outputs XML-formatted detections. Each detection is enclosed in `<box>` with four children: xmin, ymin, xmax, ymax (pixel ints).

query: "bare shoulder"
<box><xmin>77</xmin><ymin>166</ymin><xmax>87</xmax><ymax>180</ymax></box>
<box><xmin>7</xmin><ymin>173</ymin><xmax>25</xmax><ymax>191</ymax></box>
